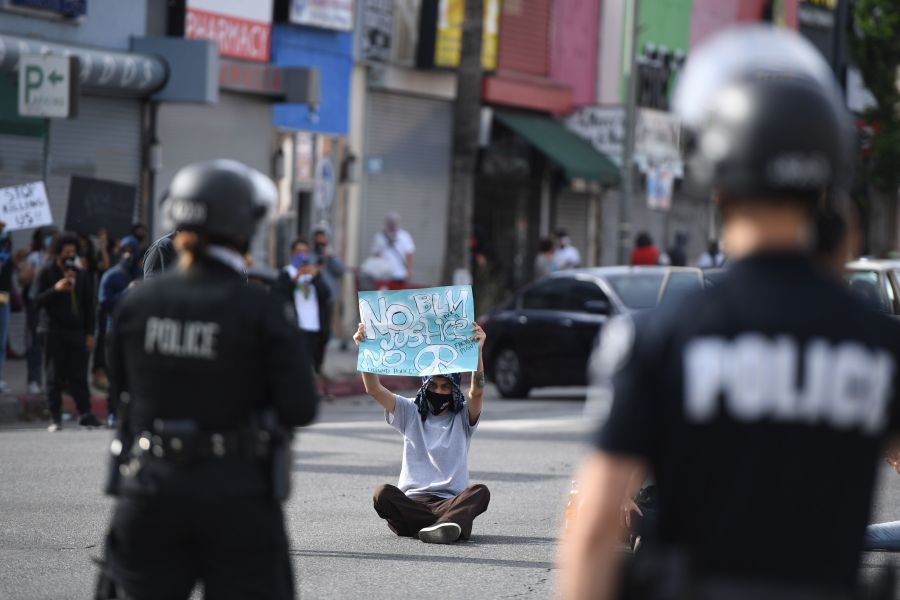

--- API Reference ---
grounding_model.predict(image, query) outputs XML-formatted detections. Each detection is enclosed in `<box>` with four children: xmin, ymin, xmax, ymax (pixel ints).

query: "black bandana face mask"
<box><xmin>425</xmin><ymin>389</ymin><xmax>453</xmax><ymax>415</ymax></box>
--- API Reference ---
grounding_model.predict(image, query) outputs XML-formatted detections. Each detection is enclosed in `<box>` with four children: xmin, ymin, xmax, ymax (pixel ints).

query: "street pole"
<box><xmin>42</xmin><ymin>118</ymin><xmax>50</xmax><ymax>186</ymax></box>
<box><xmin>618</xmin><ymin>0</ymin><xmax>640</xmax><ymax>265</ymax></box>
<box><xmin>441</xmin><ymin>0</ymin><xmax>484</xmax><ymax>285</ymax></box>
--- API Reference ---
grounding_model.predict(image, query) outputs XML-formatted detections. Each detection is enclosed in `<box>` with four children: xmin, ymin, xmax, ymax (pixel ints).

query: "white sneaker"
<box><xmin>27</xmin><ymin>381</ymin><xmax>40</xmax><ymax>395</ymax></box>
<box><xmin>47</xmin><ymin>422</ymin><xmax>62</xmax><ymax>433</ymax></box>
<box><xmin>418</xmin><ymin>522</ymin><xmax>462</xmax><ymax>544</ymax></box>
<box><xmin>0</xmin><ymin>381</ymin><xmax>10</xmax><ymax>394</ymax></box>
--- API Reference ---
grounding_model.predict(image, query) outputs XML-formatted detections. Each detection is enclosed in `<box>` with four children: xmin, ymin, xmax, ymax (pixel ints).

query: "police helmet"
<box><xmin>673</xmin><ymin>26</ymin><xmax>853</xmax><ymax>203</ymax></box>
<box><xmin>161</xmin><ymin>159</ymin><xmax>273</xmax><ymax>248</ymax></box>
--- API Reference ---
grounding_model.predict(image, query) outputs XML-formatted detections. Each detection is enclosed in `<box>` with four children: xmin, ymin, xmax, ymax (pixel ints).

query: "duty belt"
<box><xmin>125</xmin><ymin>419</ymin><xmax>272</xmax><ymax>462</ymax></box>
<box><xmin>134</xmin><ymin>427</ymin><xmax>272</xmax><ymax>463</ymax></box>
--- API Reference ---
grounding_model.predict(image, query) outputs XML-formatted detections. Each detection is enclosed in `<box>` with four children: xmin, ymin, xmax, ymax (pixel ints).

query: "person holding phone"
<box><xmin>34</xmin><ymin>231</ymin><xmax>101</xmax><ymax>431</ymax></box>
<box><xmin>275</xmin><ymin>239</ymin><xmax>330</xmax><ymax>378</ymax></box>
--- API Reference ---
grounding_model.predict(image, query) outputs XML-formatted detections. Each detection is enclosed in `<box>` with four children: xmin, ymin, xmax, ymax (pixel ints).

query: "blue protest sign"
<box><xmin>357</xmin><ymin>285</ymin><xmax>478</xmax><ymax>376</ymax></box>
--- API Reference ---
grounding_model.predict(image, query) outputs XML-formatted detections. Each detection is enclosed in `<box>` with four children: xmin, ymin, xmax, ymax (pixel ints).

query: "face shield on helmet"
<box><xmin>672</xmin><ymin>25</ymin><xmax>853</xmax><ymax>204</ymax></box>
<box><xmin>160</xmin><ymin>160</ymin><xmax>273</xmax><ymax>251</ymax></box>
<box><xmin>247</xmin><ymin>167</ymin><xmax>276</xmax><ymax>221</ymax></box>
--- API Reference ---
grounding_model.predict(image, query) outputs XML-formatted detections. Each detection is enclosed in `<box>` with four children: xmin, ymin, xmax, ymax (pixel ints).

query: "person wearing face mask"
<box><xmin>353</xmin><ymin>321</ymin><xmax>490</xmax><ymax>544</ymax></box>
<box><xmin>554</xmin><ymin>229</ymin><xmax>582</xmax><ymax>270</ymax></box>
<box><xmin>275</xmin><ymin>239</ymin><xmax>330</xmax><ymax>379</ymax></box>
<box><xmin>97</xmin><ymin>235</ymin><xmax>143</xmax><ymax>427</ymax></box>
<box><xmin>18</xmin><ymin>227</ymin><xmax>56</xmax><ymax>394</ymax></box>
<box><xmin>34</xmin><ymin>231</ymin><xmax>101</xmax><ymax>431</ymax></box>
<box><xmin>311</xmin><ymin>224</ymin><xmax>345</xmax><ymax>347</ymax></box>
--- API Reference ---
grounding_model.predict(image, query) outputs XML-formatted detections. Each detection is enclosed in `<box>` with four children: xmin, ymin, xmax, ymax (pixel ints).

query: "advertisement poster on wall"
<box><xmin>360</xmin><ymin>0</ymin><xmax>393</xmax><ymax>62</ymax></box>
<box><xmin>418</xmin><ymin>0</ymin><xmax>500</xmax><ymax>70</ymax></box>
<box><xmin>290</xmin><ymin>0</ymin><xmax>354</xmax><ymax>31</ymax></box>
<box><xmin>564</xmin><ymin>106</ymin><xmax>625</xmax><ymax>166</ymax></box>
<box><xmin>565</xmin><ymin>106</ymin><xmax>683</xmax><ymax>177</ymax></box>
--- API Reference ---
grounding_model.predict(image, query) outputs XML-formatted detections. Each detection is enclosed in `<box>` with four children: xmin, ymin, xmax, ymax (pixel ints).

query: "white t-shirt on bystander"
<box><xmin>284</xmin><ymin>265</ymin><xmax>320</xmax><ymax>332</ymax></box>
<box><xmin>555</xmin><ymin>244</ymin><xmax>581</xmax><ymax>269</ymax></box>
<box><xmin>371</xmin><ymin>229</ymin><xmax>415</xmax><ymax>280</ymax></box>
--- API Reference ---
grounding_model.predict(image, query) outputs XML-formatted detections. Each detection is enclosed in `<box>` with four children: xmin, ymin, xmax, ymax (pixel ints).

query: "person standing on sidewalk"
<box><xmin>370</xmin><ymin>212</ymin><xmax>415</xmax><ymax>288</ymax></box>
<box><xmin>554</xmin><ymin>229</ymin><xmax>581</xmax><ymax>270</ymax></box>
<box><xmin>629</xmin><ymin>232</ymin><xmax>660</xmax><ymax>266</ymax></box>
<box><xmin>0</xmin><ymin>223</ymin><xmax>15</xmax><ymax>394</ymax></box>
<box><xmin>97</xmin><ymin>235</ymin><xmax>142</xmax><ymax>427</ymax></box>
<box><xmin>275</xmin><ymin>239</ymin><xmax>330</xmax><ymax>392</ymax></box>
<box><xmin>87</xmin><ymin>228</ymin><xmax>113</xmax><ymax>391</ymax></box>
<box><xmin>18</xmin><ymin>227</ymin><xmax>54</xmax><ymax>394</ymax></box>
<box><xmin>353</xmin><ymin>322</ymin><xmax>491</xmax><ymax>544</ymax></box>
<box><xmin>312</xmin><ymin>225</ymin><xmax>345</xmax><ymax>369</ymax></box>
<box><xmin>95</xmin><ymin>159</ymin><xmax>317</xmax><ymax>599</ymax></box>
<box><xmin>34</xmin><ymin>232</ymin><xmax>101</xmax><ymax>431</ymax></box>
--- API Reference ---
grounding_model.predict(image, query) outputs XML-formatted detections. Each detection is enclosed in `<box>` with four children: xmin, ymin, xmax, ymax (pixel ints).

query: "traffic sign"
<box><xmin>17</xmin><ymin>54</ymin><xmax>79</xmax><ymax>119</ymax></box>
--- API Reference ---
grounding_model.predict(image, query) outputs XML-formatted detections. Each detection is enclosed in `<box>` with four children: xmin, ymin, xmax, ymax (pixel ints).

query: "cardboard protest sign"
<box><xmin>65</xmin><ymin>176</ymin><xmax>136</xmax><ymax>239</ymax></box>
<box><xmin>357</xmin><ymin>285</ymin><xmax>478</xmax><ymax>376</ymax></box>
<box><xmin>0</xmin><ymin>181</ymin><xmax>54</xmax><ymax>231</ymax></box>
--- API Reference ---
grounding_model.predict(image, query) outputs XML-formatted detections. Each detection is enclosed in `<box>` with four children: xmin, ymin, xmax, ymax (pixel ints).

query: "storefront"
<box><xmin>475</xmin><ymin>110</ymin><xmax>617</xmax><ymax>308</ymax></box>
<box><xmin>360</xmin><ymin>70</ymin><xmax>455</xmax><ymax>288</ymax></box>
<box><xmin>270</xmin><ymin>18</ymin><xmax>354</xmax><ymax>265</ymax></box>
<box><xmin>159</xmin><ymin>0</ymin><xmax>318</xmax><ymax>267</ymax></box>
<box><xmin>0</xmin><ymin>33</ymin><xmax>166</xmax><ymax>243</ymax></box>
<box><xmin>0</xmin><ymin>33</ymin><xmax>166</xmax><ymax>352</ymax></box>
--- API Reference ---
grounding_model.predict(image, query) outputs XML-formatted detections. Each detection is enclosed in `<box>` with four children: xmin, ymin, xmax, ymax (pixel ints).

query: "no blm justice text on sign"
<box><xmin>357</xmin><ymin>285</ymin><xmax>478</xmax><ymax>377</ymax></box>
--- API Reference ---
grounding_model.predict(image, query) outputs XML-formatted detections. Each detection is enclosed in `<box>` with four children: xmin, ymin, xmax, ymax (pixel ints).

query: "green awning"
<box><xmin>494</xmin><ymin>111</ymin><xmax>620</xmax><ymax>185</ymax></box>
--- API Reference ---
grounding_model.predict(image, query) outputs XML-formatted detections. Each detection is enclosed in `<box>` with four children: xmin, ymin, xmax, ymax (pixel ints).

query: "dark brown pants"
<box><xmin>373</xmin><ymin>483</ymin><xmax>491</xmax><ymax>540</ymax></box>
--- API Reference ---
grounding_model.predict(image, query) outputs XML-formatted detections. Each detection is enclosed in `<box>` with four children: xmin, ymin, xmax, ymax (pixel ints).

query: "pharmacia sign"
<box><xmin>185</xmin><ymin>0</ymin><xmax>273</xmax><ymax>62</ymax></box>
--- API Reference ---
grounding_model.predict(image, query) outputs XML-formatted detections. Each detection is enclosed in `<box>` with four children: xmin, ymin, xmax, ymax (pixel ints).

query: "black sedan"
<box><xmin>479</xmin><ymin>267</ymin><xmax>704</xmax><ymax>398</ymax></box>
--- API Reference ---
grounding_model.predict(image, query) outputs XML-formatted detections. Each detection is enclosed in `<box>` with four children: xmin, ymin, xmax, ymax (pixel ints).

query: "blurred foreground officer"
<box><xmin>561</xmin><ymin>26</ymin><xmax>900</xmax><ymax>600</ymax></box>
<box><xmin>95</xmin><ymin>160</ymin><xmax>318</xmax><ymax>600</ymax></box>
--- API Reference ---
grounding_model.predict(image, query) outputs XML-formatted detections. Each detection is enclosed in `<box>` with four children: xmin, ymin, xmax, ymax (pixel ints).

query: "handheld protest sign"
<box><xmin>357</xmin><ymin>285</ymin><xmax>478</xmax><ymax>376</ymax></box>
<box><xmin>0</xmin><ymin>181</ymin><xmax>53</xmax><ymax>231</ymax></box>
<box><xmin>65</xmin><ymin>176</ymin><xmax>137</xmax><ymax>239</ymax></box>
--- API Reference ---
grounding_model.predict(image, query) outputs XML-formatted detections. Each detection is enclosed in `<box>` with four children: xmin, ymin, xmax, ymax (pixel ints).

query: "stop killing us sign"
<box><xmin>0</xmin><ymin>181</ymin><xmax>54</xmax><ymax>232</ymax></box>
<box><xmin>357</xmin><ymin>285</ymin><xmax>478</xmax><ymax>376</ymax></box>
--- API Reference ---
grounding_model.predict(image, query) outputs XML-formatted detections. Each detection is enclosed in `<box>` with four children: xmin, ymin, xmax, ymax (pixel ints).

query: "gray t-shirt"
<box><xmin>386</xmin><ymin>394</ymin><xmax>478</xmax><ymax>498</ymax></box>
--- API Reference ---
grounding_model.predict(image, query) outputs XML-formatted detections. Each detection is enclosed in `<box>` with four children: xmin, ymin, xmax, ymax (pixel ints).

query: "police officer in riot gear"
<box><xmin>143</xmin><ymin>167</ymin><xmax>277</xmax><ymax>279</ymax></box>
<box><xmin>561</xmin><ymin>26</ymin><xmax>900</xmax><ymax>600</ymax></box>
<box><xmin>95</xmin><ymin>159</ymin><xmax>318</xmax><ymax>599</ymax></box>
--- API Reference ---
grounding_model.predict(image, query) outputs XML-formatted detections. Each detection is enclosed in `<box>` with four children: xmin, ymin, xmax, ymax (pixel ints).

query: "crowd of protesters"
<box><xmin>0</xmin><ymin>220</ymin><xmax>346</xmax><ymax>428</ymax></box>
<box><xmin>2</xmin><ymin>223</ymin><xmax>149</xmax><ymax>430</ymax></box>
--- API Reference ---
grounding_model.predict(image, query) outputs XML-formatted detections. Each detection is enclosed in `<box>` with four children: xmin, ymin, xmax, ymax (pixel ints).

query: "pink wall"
<box><xmin>550</xmin><ymin>0</ymin><xmax>600</xmax><ymax>107</ymax></box>
<box><xmin>692</xmin><ymin>0</ymin><xmax>798</xmax><ymax>47</ymax></box>
<box><xmin>781</xmin><ymin>0</ymin><xmax>799</xmax><ymax>29</ymax></box>
<box><xmin>691</xmin><ymin>0</ymin><xmax>741</xmax><ymax>47</ymax></box>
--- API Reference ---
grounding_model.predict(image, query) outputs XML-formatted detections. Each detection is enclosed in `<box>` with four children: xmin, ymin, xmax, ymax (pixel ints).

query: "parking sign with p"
<box><xmin>17</xmin><ymin>54</ymin><xmax>79</xmax><ymax>119</ymax></box>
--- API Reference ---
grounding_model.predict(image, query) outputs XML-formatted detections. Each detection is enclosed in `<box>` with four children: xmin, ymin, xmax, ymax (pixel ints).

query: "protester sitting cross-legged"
<box><xmin>353</xmin><ymin>322</ymin><xmax>490</xmax><ymax>544</ymax></box>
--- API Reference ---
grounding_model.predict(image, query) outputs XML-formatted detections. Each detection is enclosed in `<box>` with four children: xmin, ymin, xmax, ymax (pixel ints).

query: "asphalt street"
<box><xmin>4</xmin><ymin>386</ymin><xmax>900</xmax><ymax>599</ymax></box>
<box><xmin>0</xmin><ymin>387</ymin><xmax>592</xmax><ymax>600</ymax></box>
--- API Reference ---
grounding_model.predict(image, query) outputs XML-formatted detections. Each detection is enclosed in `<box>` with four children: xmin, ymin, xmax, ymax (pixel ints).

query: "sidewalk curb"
<box><xmin>5</xmin><ymin>393</ymin><xmax>110</xmax><ymax>425</ymax></box>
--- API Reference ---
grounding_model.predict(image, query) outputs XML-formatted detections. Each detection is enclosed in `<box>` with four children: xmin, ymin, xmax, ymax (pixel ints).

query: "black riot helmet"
<box><xmin>161</xmin><ymin>159</ymin><xmax>276</xmax><ymax>251</ymax></box>
<box><xmin>673</xmin><ymin>25</ymin><xmax>853</xmax><ymax>206</ymax></box>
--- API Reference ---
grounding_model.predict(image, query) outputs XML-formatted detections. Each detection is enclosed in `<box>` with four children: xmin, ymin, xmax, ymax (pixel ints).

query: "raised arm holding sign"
<box><xmin>353</xmin><ymin>284</ymin><xmax>490</xmax><ymax>545</ymax></box>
